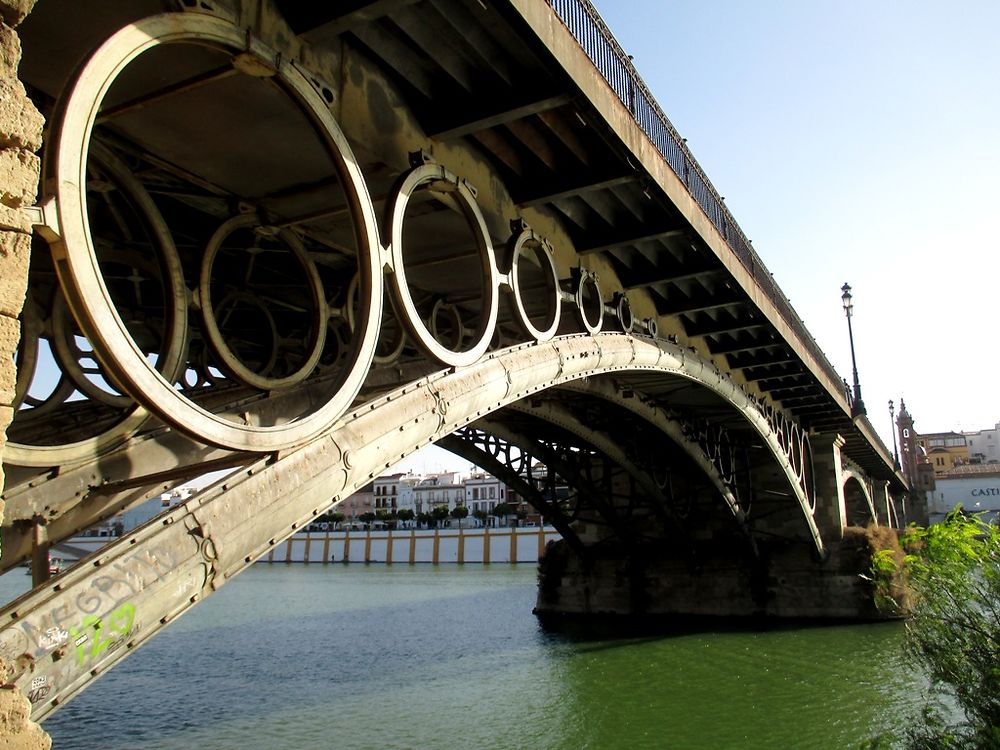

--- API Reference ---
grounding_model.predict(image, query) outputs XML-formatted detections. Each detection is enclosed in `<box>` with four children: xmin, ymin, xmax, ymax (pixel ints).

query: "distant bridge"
<box><xmin>0</xmin><ymin>0</ymin><xmax>906</xmax><ymax>721</ymax></box>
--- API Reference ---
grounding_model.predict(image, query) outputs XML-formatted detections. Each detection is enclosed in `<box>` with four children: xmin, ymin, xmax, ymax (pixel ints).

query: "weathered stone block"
<box><xmin>0</xmin><ymin>690</ymin><xmax>29</xmax><ymax>734</ymax></box>
<box><xmin>0</xmin><ymin>313</ymin><xmax>19</xmax><ymax>406</ymax></box>
<box><xmin>0</xmin><ymin>689</ymin><xmax>50</xmax><ymax>749</ymax></box>
<box><xmin>0</xmin><ymin>229</ymin><xmax>28</xmax><ymax>318</ymax></box>
<box><xmin>0</xmin><ymin>78</ymin><xmax>43</xmax><ymax>152</ymax></box>
<box><xmin>0</xmin><ymin>23</ymin><xmax>20</xmax><ymax>77</ymax></box>
<box><xmin>0</xmin><ymin>148</ymin><xmax>38</xmax><ymax>209</ymax></box>
<box><xmin>0</xmin><ymin>1</ymin><xmax>39</xmax><ymax>28</ymax></box>
<box><xmin>0</xmin><ymin>205</ymin><xmax>29</xmax><ymax>233</ymax></box>
<box><xmin>0</xmin><ymin>404</ymin><xmax>9</xmax><ymax>497</ymax></box>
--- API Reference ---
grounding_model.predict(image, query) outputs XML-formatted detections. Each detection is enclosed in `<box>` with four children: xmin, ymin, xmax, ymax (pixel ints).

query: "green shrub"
<box><xmin>872</xmin><ymin>508</ymin><xmax>1000</xmax><ymax>749</ymax></box>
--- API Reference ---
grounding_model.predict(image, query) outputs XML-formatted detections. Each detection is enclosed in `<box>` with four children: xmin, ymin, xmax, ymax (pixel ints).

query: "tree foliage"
<box><xmin>491</xmin><ymin>502</ymin><xmax>512</xmax><ymax>517</ymax></box>
<box><xmin>874</xmin><ymin>509</ymin><xmax>1000</xmax><ymax>749</ymax></box>
<box><xmin>431</xmin><ymin>505</ymin><xmax>450</xmax><ymax>526</ymax></box>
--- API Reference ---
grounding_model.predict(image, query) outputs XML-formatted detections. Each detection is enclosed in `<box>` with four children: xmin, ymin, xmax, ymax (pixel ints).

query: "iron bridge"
<box><xmin>0</xmin><ymin>0</ymin><xmax>906</xmax><ymax>721</ymax></box>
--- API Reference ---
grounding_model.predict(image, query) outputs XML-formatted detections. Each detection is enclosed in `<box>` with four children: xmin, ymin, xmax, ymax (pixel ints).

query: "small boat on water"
<box><xmin>24</xmin><ymin>555</ymin><xmax>63</xmax><ymax>576</ymax></box>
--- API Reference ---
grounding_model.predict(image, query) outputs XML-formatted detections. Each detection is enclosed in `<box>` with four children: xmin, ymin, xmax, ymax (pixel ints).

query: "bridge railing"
<box><xmin>548</xmin><ymin>0</ymin><xmax>845</xmax><ymax>397</ymax></box>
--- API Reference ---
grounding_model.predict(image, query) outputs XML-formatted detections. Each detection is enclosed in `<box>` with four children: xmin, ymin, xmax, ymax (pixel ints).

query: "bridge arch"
<box><xmin>842</xmin><ymin>466</ymin><xmax>878</xmax><ymax>528</ymax></box>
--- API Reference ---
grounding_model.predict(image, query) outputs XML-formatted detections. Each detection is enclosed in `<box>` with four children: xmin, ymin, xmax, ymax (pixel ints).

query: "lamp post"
<box><xmin>841</xmin><ymin>283</ymin><xmax>866</xmax><ymax>417</ymax></box>
<box><xmin>889</xmin><ymin>399</ymin><xmax>900</xmax><ymax>470</ymax></box>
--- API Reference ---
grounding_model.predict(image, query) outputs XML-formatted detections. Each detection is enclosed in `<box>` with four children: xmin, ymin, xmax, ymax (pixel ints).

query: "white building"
<box><xmin>464</xmin><ymin>472</ymin><xmax>506</xmax><ymax>516</ymax></box>
<box><xmin>965</xmin><ymin>421</ymin><xmax>1000</xmax><ymax>465</ymax></box>
<box><xmin>373</xmin><ymin>472</ymin><xmax>406</xmax><ymax>512</ymax></box>
<box><xmin>412</xmin><ymin>471</ymin><xmax>466</xmax><ymax>514</ymax></box>
<box><xmin>927</xmin><ymin>464</ymin><xmax>1000</xmax><ymax>523</ymax></box>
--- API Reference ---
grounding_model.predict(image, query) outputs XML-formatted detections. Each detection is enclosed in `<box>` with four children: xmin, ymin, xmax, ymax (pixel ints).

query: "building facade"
<box><xmin>916</xmin><ymin>432</ymin><xmax>969</xmax><ymax>474</ymax></box>
<box><xmin>464</xmin><ymin>473</ymin><xmax>506</xmax><ymax>514</ymax></box>
<box><xmin>329</xmin><ymin>470</ymin><xmax>538</xmax><ymax>526</ymax></box>
<box><xmin>336</xmin><ymin>481</ymin><xmax>375</xmax><ymax>525</ymax></box>
<box><xmin>412</xmin><ymin>471</ymin><xmax>466</xmax><ymax>515</ymax></box>
<box><xmin>927</xmin><ymin>465</ymin><xmax>1000</xmax><ymax>523</ymax></box>
<box><xmin>965</xmin><ymin>421</ymin><xmax>1000</xmax><ymax>465</ymax></box>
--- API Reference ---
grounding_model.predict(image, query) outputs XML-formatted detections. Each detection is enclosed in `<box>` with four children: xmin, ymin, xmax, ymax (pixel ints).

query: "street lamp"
<box><xmin>841</xmin><ymin>283</ymin><xmax>866</xmax><ymax>417</ymax></box>
<box><xmin>888</xmin><ymin>399</ymin><xmax>900</xmax><ymax>471</ymax></box>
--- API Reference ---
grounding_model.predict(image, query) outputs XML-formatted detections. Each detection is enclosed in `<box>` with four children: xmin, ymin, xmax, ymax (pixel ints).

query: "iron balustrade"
<box><xmin>548</xmin><ymin>0</ymin><xmax>845</xmax><ymax>398</ymax></box>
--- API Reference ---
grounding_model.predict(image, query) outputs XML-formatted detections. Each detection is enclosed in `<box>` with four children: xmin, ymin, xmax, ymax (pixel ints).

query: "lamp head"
<box><xmin>841</xmin><ymin>283</ymin><xmax>853</xmax><ymax>315</ymax></box>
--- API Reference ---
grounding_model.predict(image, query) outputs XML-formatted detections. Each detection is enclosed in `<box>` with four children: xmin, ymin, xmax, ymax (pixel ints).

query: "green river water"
<box><xmin>1</xmin><ymin>564</ymin><xmax>924</xmax><ymax>749</ymax></box>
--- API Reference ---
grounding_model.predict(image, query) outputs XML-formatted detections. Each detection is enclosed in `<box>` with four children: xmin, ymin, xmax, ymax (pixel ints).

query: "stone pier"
<box><xmin>535</xmin><ymin>527</ymin><xmax>902</xmax><ymax>622</ymax></box>
<box><xmin>0</xmin><ymin>0</ymin><xmax>50</xmax><ymax>746</ymax></box>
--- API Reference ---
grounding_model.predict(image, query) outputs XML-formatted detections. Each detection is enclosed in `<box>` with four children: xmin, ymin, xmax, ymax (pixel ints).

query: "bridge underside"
<box><xmin>0</xmin><ymin>0</ymin><xmax>907</xmax><ymax>723</ymax></box>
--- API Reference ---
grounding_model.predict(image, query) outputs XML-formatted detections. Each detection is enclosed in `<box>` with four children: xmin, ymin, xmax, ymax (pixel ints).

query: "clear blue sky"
<box><xmin>405</xmin><ymin>0</ymin><xmax>999</xmax><ymax>473</ymax></box>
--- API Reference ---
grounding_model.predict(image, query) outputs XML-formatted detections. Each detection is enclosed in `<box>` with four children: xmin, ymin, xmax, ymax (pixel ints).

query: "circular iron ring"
<box><xmin>45</xmin><ymin>12</ymin><xmax>383</xmax><ymax>451</ymax></box>
<box><xmin>508</xmin><ymin>228</ymin><xmax>560</xmax><ymax>342</ymax></box>
<box><xmin>387</xmin><ymin>163</ymin><xmax>498</xmax><ymax>368</ymax></box>
<box><xmin>199</xmin><ymin>213</ymin><xmax>328</xmax><ymax>391</ymax></box>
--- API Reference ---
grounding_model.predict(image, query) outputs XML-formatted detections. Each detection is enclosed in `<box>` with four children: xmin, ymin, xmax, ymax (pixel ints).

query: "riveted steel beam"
<box><xmin>430</xmin><ymin>93</ymin><xmax>573</xmax><ymax>141</ymax></box>
<box><xmin>577</xmin><ymin>228</ymin><xmax>685</xmax><ymax>256</ymax></box>
<box><xmin>517</xmin><ymin>173</ymin><xmax>635</xmax><ymax>208</ymax></box>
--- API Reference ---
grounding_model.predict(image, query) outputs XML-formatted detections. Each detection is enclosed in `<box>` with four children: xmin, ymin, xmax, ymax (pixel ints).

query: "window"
<box><xmin>489</xmin><ymin>487</ymin><xmax>495</xmax><ymax>499</ymax></box>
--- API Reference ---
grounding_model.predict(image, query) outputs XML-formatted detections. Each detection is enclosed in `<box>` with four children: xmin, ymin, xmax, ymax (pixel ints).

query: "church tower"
<box><xmin>897</xmin><ymin>399</ymin><xmax>919</xmax><ymax>487</ymax></box>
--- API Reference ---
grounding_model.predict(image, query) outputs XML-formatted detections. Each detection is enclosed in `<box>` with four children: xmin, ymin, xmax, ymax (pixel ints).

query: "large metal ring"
<box><xmin>508</xmin><ymin>228</ymin><xmax>560</xmax><ymax>342</ymax></box>
<box><xmin>6</xmin><ymin>135</ymin><xmax>190</xmax><ymax>465</ymax></box>
<box><xmin>386</xmin><ymin>163</ymin><xmax>498</xmax><ymax>367</ymax></box>
<box><xmin>44</xmin><ymin>12</ymin><xmax>383</xmax><ymax>451</ymax></box>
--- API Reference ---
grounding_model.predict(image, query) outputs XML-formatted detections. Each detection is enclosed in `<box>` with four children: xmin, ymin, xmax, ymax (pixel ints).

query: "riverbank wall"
<box><xmin>262</xmin><ymin>526</ymin><xmax>560</xmax><ymax>564</ymax></box>
<box><xmin>60</xmin><ymin>526</ymin><xmax>562</xmax><ymax>566</ymax></box>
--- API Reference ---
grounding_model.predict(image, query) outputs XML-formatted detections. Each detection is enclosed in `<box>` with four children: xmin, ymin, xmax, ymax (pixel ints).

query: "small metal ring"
<box><xmin>386</xmin><ymin>163</ymin><xmax>498</xmax><ymax>367</ymax></box>
<box><xmin>429</xmin><ymin>300</ymin><xmax>465</xmax><ymax>350</ymax></box>
<box><xmin>575</xmin><ymin>270</ymin><xmax>603</xmax><ymax>334</ymax></box>
<box><xmin>615</xmin><ymin>293</ymin><xmax>633</xmax><ymax>333</ymax></box>
<box><xmin>508</xmin><ymin>228</ymin><xmax>560</xmax><ymax>342</ymax></box>
<box><xmin>199</xmin><ymin>213</ymin><xmax>327</xmax><ymax>390</ymax></box>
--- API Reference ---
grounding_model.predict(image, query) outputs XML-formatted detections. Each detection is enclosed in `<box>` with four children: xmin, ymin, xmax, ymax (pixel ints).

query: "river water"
<box><xmin>5</xmin><ymin>564</ymin><xmax>922</xmax><ymax>749</ymax></box>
